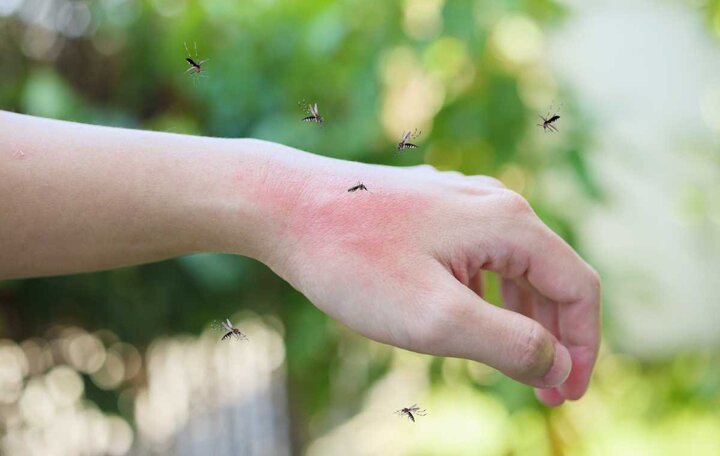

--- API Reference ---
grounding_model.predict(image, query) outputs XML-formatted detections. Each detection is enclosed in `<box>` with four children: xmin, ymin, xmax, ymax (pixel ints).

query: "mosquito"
<box><xmin>184</xmin><ymin>42</ymin><xmax>209</xmax><ymax>80</ymax></box>
<box><xmin>347</xmin><ymin>181</ymin><xmax>370</xmax><ymax>192</ymax></box>
<box><xmin>397</xmin><ymin>129</ymin><xmax>421</xmax><ymax>150</ymax></box>
<box><xmin>395</xmin><ymin>404</ymin><xmax>427</xmax><ymax>422</ymax></box>
<box><xmin>212</xmin><ymin>318</ymin><xmax>248</xmax><ymax>342</ymax></box>
<box><xmin>299</xmin><ymin>102</ymin><xmax>324</xmax><ymax>125</ymax></box>
<box><xmin>537</xmin><ymin>102</ymin><xmax>562</xmax><ymax>133</ymax></box>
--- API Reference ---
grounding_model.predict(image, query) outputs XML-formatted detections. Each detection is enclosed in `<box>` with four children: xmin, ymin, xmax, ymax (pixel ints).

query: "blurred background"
<box><xmin>1</xmin><ymin>0</ymin><xmax>719</xmax><ymax>454</ymax></box>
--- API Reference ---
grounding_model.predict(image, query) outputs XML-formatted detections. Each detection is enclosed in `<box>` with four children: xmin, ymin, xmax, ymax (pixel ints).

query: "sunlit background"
<box><xmin>1</xmin><ymin>0</ymin><xmax>720</xmax><ymax>454</ymax></box>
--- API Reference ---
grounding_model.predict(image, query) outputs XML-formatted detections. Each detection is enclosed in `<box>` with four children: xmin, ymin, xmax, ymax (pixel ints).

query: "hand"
<box><xmin>0</xmin><ymin>111</ymin><xmax>599</xmax><ymax>405</ymax></box>
<box><xmin>256</xmin><ymin>150</ymin><xmax>601</xmax><ymax>406</ymax></box>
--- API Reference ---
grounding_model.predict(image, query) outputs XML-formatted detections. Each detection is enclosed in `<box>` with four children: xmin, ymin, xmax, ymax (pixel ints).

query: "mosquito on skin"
<box><xmin>395</xmin><ymin>404</ymin><xmax>427</xmax><ymax>422</ymax></box>
<box><xmin>537</xmin><ymin>102</ymin><xmax>562</xmax><ymax>133</ymax></box>
<box><xmin>184</xmin><ymin>42</ymin><xmax>209</xmax><ymax>82</ymax></box>
<box><xmin>300</xmin><ymin>102</ymin><xmax>323</xmax><ymax>125</ymax></box>
<box><xmin>397</xmin><ymin>129</ymin><xmax>421</xmax><ymax>150</ymax></box>
<box><xmin>347</xmin><ymin>181</ymin><xmax>370</xmax><ymax>193</ymax></box>
<box><xmin>211</xmin><ymin>318</ymin><xmax>248</xmax><ymax>342</ymax></box>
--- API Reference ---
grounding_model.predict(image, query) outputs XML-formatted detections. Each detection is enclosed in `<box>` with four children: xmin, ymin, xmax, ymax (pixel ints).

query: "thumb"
<box><xmin>427</xmin><ymin>281</ymin><xmax>572</xmax><ymax>388</ymax></box>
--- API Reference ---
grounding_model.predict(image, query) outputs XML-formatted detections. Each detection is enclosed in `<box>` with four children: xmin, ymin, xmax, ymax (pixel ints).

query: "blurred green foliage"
<box><xmin>1</xmin><ymin>0</ymin><xmax>719</xmax><ymax>454</ymax></box>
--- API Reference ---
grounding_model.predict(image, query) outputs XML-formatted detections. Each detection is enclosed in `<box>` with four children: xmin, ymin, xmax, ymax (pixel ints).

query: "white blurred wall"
<box><xmin>549</xmin><ymin>0</ymin><xmax>720</xmax><ymax>357</ymax></box>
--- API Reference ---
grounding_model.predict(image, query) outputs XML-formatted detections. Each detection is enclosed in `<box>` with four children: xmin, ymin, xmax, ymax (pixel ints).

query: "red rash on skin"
<box><xmin>290</xmin><ymin>190</ymin><xmax>430</xmax><ymax>260</ymax></box>
<box><xmin>241</xmin><ymin>163</ymin><xmax>432</xmax><ymax>273</ymax></box>
<box><xmin>234</xmin><ymin>152</ymin><xmax>436</xmax><ymax>286</ymax></box>
<box><xmin>288</xmin><ymin>189</ymin><xmax>433</xmax><ymax>285</ymax></box>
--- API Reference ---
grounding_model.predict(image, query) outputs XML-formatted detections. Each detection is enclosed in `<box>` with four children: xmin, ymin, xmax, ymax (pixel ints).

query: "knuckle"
<box><xmin>506</xmin><ymin>190</ymin><xmax>532</xmax><ymax>215</ymax></box>
<box><xmin>515</xmin><ymin>323</ymin><xmax>551</xmax><ymax>378</ymax></box>
<box><xmin>500</xmin><ymin>190</ymin><xmax>533</xmax><ymax>215</ymax></box>
<box><xmin>457</xmin><ymin>177</ymin><xmax>506</xmax><ymax>197</ymax></box>
<box><xmin>475</xmin><ymin>176</ymin><xmax>505</xmax><ymax>188</ymax></box>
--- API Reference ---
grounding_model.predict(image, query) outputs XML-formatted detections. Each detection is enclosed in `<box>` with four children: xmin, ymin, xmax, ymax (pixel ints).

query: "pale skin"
<box><xmin>0</xmin><ymin>111</ymin><xmax>600</xmax><ymax>406</ymax></box>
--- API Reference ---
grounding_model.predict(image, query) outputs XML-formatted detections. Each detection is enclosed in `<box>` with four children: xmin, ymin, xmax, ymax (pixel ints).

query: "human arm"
<box><xmin>0</xmin><ymin>111</ymin><xmax>600</xmax><ymax>405</ymax></box>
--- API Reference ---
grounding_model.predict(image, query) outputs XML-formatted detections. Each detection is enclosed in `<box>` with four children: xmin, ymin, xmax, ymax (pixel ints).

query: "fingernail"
<box><xmin>541</xmin><ymin>342</ymin><xmax>572</xmax><ymax>387</ymax></box>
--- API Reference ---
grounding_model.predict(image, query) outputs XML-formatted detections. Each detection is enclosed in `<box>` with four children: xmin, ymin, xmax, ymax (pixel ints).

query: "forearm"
<box><xmin>0</xmin><ymin>111</ymin><xmax>284</xmax><ymax>279</ymax></box>
<box><xmin>0</xmin><ymin>111</ymin><xmax>602</xmax><ymax>400</ymax></box>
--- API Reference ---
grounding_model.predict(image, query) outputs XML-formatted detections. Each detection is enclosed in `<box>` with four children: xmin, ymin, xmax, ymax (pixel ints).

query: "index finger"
<box><xmin>523</xmin><ymin>225</ymin><xmax>601</xmax><ymax>400</ymax></box>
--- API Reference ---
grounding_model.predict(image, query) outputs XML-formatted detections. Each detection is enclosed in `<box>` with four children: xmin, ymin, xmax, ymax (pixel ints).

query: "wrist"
<box><xmin>195</xmin><ymin>138</ymin><xmax>314</xmax><ymax>268</ymax></box>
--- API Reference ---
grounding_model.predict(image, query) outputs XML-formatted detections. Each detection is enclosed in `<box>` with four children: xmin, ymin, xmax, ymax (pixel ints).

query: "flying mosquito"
<box><xmin>300</xmin><ymin>101</ymin><xmax>323</xmax><ymax>124</ymax></box>
<box><xmin>395</xmin><ymin>404</ymin><xmax>427</xmax><ymax>422</ymax></box>
<box><xmin>212</xmin><ymin>318</ymin><xmax>248</xmax><ymax>342</ymax></box>
<box><xmin>347</xmin><ymin>181</ymin><xmax>369</xmax><ymax>192</ymax></box>
<box><xmin>537</xmin><ymin>103</ymin><xmax>562</xmax><ymax>133</ymax></box>
<box><xmin>397</xmin><ymin>129</ymin><xmax>421</xmax><ymax>150</ymax></box>
<box><xmin>184</xmin><ymin>42</ymin><xmax>209</xmax><ymax>78</ymax></box>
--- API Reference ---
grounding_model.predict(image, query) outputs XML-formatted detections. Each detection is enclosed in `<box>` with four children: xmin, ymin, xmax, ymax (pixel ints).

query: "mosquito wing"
<box><xmin>401</xmin><ymin>131</ymin><xmax>411</xmax><ymax>142</ymax></box>
<box><xmin>209</xmin><ymin>319</ymin><xmax>227</xmax><ymax>335</ymax></box>
<box><xmin>311</xmin><ymin>103</ymin><xmax>319</xmax><ymax>117</ymax></box>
